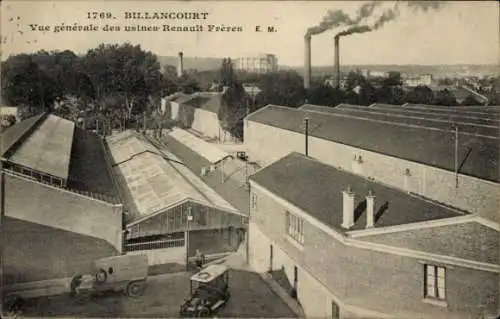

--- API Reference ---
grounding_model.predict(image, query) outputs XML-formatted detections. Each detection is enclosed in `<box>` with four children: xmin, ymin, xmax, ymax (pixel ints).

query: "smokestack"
<box><xmin>304</xmin><ymin>35</ymin><xmax>312</xmax><ymax>89</ymax></box>
<box><xmin>366</xmin><ymin>190</ymin><xmax>375</xmax><ymax>228</ymax></box>
<box><xmin>334</xmin><ymin>36</ymin><xmax>340</xmax><ymax>88</ymax></box>
<box><xmin>341</xmin><ymin>185</ymin><xmax>355</xmax><ymax>229</ymax></box>
<box><xmin>177</xmin><ymin>52</ymin><xmax>184</xmax><ymax>78</ymax></box>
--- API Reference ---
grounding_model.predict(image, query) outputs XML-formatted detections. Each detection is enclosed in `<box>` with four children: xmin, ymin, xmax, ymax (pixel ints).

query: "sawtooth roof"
<box><xmin>247</xmin><ymin>104</ymin><xmax>499</xmax><ymax>182</ymax></box>
<box><xmin>299</xmin><ymin>104</ymin><xmax>498</xmax><ymax>138</ymax></box>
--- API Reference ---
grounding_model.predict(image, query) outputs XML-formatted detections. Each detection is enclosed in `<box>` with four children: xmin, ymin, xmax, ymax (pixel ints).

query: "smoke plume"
<box><xmin>306</xmin><ymin>1</ymin><xmax>445</xmax><ymax>37</ymax></box>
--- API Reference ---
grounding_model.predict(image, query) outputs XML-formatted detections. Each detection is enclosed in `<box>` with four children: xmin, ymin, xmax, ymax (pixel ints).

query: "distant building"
<box><xmin>235</xmin><ymin>54</ymin><xmax>278</xmax><ymax>74</ymax></box>
<box><xmin>165</xmin><ymin>92</ymin><xmax>240</xmax><ymax>142</ymax></box>
<box><xmin>403</xmin><ymin>74</ymin><xmax>433</xmax><ymax>87</ymax></box>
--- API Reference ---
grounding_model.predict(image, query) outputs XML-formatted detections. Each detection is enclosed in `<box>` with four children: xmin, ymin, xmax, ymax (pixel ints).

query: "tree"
<box><xmin>461</xmin><ymin>94</ymin><xmax>483</xmax><ymax>106</ymax></box>
<box><xmin>254</xmin><ymin>71</ymin><xmax>306</xmax><ymax>108</ymax></box>
<box><xmin>358</xmin><ymin>83</ymin><xmax>377</xmax><ymax>106</ymax></box>
<box><xmin>383</xmin><ymin>71</ymin><xmax>402</xmax><ymax>87</ymax></box>
<box><xmin>80</xmin><ymin>43</ymin><xmax>163</xmax><ymax>126</ymax></box>
<box><xmin>306</xmin><ymin>84</ymin><xmax>344</xmax><ymax>106</ymax></box>
<box><xmin>219</xmin><ymin>58</ymin><xmax>235</xmax><ymax>86</ymax></box>
<box><xmin>218</xmin><ymin>83</ymin><xmax>249</xmax><ymax>139</ymax></box>
<box><xmin>404</xmin><ymin>85</ymin><xmax>434</xmax><ymax>104</ymax></box>
<box><xmin>433</xmin><ymin>89</ymin><xmax>458</xmax><ymax>106</ymax></box>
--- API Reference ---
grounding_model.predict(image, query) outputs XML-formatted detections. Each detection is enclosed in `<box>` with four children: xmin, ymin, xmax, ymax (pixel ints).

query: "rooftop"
<box><xmin>299</xmin><ymin>104</ymin><xmax>498</xmax><ymax>138</ymax></box>
<box><xmin>6</xmin><ymin>115</ymin><xmax>75</xmax><ymax>180</ymax></box>
<box><xmin>359</xmin><ymin>221</ymin><xmax>498</xmax><ymax>265</ymax></box>
<box><xmin>106</xmin><ymin>131</ymin><xmax>241</xmax><ymax>223</ymax></box>
<box><xmin>180</xmin><ymin>92</ymin><xmax>222</xmax><ymax>114</ymax></box>
<box><xmin>247</xmin><ymin>105</ymin><xmax>499</xmax><ymax>182</ymax></box>
<box><xmin>250</xmin><ymin>152</ymin><xmax>464</xmax><ymax>233</ymax></box>
<box><xmin>152</xmin><ymin>134</ymin><xmax>252</xmax><ymax>216</ymax></box>
<box><xmin>168</xmin><ymin>128</ymin><xmax>232</xmax><ymax>164</ymax></box>
<box><xmin>1</xmin><ymin>113</ymin><xmax>45</xmax><ymax>157</ymax></box>
<box><xmin>67</xmin><ymin>127</ymin><xmax>119</xmax><ymax>199</ymax></box>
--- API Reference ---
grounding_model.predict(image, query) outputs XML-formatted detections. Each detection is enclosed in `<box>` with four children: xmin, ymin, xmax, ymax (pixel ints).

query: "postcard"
<box><xmin>0</xmin><ymin>1</ymin><xmax>498</xmax><ymax>318</ymax></box>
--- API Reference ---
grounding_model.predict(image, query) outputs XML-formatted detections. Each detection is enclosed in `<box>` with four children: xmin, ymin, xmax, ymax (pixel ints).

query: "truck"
<box><xmin>3</xmin><ymin>254</ymin><xmax>149</xmax><ymax>313</ymax></box>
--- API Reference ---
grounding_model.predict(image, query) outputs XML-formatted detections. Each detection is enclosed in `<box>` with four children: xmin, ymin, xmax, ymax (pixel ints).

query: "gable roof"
<box><xmin>250</xmin><ymin>152</ymin><xmax>464</xmax><ymax>233</ymax></box>
<box><xmin>4</xmin><ymin>114</ymin><xmax>75</xmax><ymax>180</ymax></box>
<box><xmin>247</xmin><ymin>105</ymin><xmax>499</xmax><ymax>182</ymax></box>
<box><xmin>106</xmin><ymin>131</ymin><xmax>241</xmax><ymax>224</ymax></box>
<box><xmin>1</xmin><ymin>113</ymin><xmax>45</xmax><ymax>157</ymax></box>
<box><xmin>167</xmin><ymin>128</ymin><xmax>232</xmax><ymax>164</ymax></box>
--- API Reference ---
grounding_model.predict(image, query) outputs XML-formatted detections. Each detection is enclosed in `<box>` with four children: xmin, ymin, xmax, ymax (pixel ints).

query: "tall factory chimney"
<box><xmin>334</xmin><ymin>36</ymin><xmax>340</xmax><ymax>88</ymax></box>
<box><xmin>177</xmin><ymin>52</ymin><xmax>184</xmax><ymax>78</ymax></box>
<box><xmin>304</xmin><ymin>35</ymin><xmax>312</xmax><ymax>89</ymax></box>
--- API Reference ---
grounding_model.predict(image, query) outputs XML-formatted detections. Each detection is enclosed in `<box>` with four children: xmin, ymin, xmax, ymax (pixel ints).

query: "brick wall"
<box><xmin>5</xmin><ymin>173</ymin><xmax>123</xmax><ymax>250</ymax></box>
<box><xmin>248</xmin><ymin>185</ymin><xmax>499</xmax><ymax>318</ymax></box>
<box><xmin>245</xmin><ymin>121</ymin><xmax>499</xmax><ymax>223</ymax></box>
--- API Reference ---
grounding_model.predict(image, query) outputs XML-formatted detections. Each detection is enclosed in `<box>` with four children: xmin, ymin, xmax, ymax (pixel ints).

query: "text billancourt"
<box><xmin>124</xmin><ymin>12</ymin><xmax>210</xmax><ymax>20</ymax></box>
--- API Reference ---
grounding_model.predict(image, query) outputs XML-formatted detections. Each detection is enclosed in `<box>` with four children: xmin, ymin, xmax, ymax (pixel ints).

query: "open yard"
<box><xmin>20</xmin><ymin>269</ymin><xmax>298</xmax><ymax>318</ymax></box>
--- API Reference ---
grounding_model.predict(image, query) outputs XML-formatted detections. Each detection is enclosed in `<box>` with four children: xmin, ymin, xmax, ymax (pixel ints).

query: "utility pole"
<box><xmin>304</xmin><ymin>117</ymin><xmax>309</xmax><ymax>156</ymax></box>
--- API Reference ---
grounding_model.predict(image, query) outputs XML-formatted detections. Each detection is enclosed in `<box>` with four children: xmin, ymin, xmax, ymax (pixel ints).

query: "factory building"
<box><xmin>248</xmin><ymin>152</ymin><xmax>499</xmax><ymax>319</ymax></box>
<box><xmin>243</xmin><ymin>104</ymin><xmax>499</xmax><ymax>223</ymax></box>
<box><xmin>235</xmin><ymin>54</ymin><xmax>278</xmax><ymax>74</ymax></box>
<box><xmin>1</xmin><ymin>113</ymin><xmax>123</xmax><ymax>285</ymax></box>
<box><xmin>106</xmin><ymin>131</ymin><xmax>246</xmax><ymax>266</ymax></box>
<box><xmin>165</xmin><ymin>92</ymin><xmax>239</xmax><ymax>142</ymax></box>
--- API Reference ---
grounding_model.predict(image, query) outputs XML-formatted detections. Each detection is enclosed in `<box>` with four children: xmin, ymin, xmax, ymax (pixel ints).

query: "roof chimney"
<box><xmin>366</xmin><ymin>190</ymin><xmax>375</xmax><ymax>228</ymax></box>
<box><xmin>341</xmin><ymin>185</ymin><xmax>355</xmax><ymax>229</ymax></box>
<box><xmin>177</xmin><ymin>52</ymin><xmax>184</xmax><ymax>77</ymax></box>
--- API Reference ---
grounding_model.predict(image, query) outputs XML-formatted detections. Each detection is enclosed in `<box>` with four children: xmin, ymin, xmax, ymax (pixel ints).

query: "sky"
<box><xmin>1</xmin><ymin>0</ymin><xmax>499</xmax><ymax>66</ymax></box>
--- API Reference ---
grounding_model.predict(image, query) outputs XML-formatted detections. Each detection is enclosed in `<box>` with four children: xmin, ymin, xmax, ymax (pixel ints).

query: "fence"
<box><xmin>124</xmin><ymin>237</ymin><xmax>185</xmax><ymax>252</ymax></box>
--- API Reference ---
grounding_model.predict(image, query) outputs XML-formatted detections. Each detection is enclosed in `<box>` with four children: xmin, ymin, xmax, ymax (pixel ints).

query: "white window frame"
<box><xmin>424</xmin><ymin>264</ymin><xmax>446</xmax><ymax>301</ymax></box>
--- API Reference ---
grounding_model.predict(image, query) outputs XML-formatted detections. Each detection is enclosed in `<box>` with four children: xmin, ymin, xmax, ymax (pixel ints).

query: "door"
<box><xmin>269</xmin><ymin>244</ymin><xmax>274</xmax><ymax>272</ymax></box>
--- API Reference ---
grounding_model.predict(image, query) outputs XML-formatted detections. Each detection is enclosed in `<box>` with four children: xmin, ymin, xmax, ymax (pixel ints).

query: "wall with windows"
<box><xmin>245</xmin><ymin>120</ymin><xmax>500</xmax><ymax>223</ymax></box>
<box><xmin>248</xmin><ymin>185</ymin><xmax>499</xmax><ymax>318</ymax></box>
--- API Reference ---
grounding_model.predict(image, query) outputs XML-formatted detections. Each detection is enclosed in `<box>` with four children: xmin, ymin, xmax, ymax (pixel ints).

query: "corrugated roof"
<box><xmin>300</xmin><ymin>104</ymin><xmax>498</xmax><ymax>138</ymax></box>
<box><xmin>250</xmin><ymin>152</ymin><xmax>463</xmax><ymax>232</ymax></box>
<box><xmin>168</xmin><ymin>128</ymin><xmax>232</xmax><ymax>164</ymax></box>
<box><xmin>0</xmin><ymin>113</ymin><xmax>45</xmax><ymax>157</ymax></box>
<box><xmin>106</xmin><ymin>131</ymin><xmax>240</xmax><ymax>223</ymax></box>
<box><xmin>7</xmin><ymin>115</ymin><xmax>75</xmax><ymax>180</ymax></box>
<box><xmin>247</xmin><ymin>105</ymin><xmax>499</xmax><ymax>182</ymax></box>
<box><xmin>360</xmin><ymin>221</ymin><xmax>498</xmax><ymax>265</ymax></box>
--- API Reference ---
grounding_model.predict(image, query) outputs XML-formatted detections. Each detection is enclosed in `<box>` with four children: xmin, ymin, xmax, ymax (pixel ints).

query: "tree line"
<box><xmin>1</xmin><ymin>43</ymin><xmax>497</xmax><ymax>136</ymax></box>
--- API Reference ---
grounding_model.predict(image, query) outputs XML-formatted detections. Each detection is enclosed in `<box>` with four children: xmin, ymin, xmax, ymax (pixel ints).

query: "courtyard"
<box><xmin>19</xmin><ymin>266</ymin><xmax>298</xmax><ymax>318</ymax></box>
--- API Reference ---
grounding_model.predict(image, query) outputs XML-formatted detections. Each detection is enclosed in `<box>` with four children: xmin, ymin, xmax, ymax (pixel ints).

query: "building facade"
<box><xmin>244</xmin><ymin>104</ymin><xmax>499</xmax><ymax>224</ymax></box>
<box><xmin>1</xmin><ymin>113</ymin><xmax>123</xmax><ymax>285</ymax></box>
<box><xmin>235</xmin><ymin>54</ymin><xmax>278</xmax><ymax>74</ymax></box>
<box><xmin>248</xmin><ymin>153</ymin><xmax>499</xmax><ymax>319</ymax></box>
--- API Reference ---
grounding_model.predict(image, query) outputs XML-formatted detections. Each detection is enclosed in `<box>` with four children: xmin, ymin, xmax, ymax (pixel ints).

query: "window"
<box><xmin>424</xmin><ymin>264</ymin><xmax>446</xmax><ymax>300</ymax></box>
<box><xmin>331</xmin><ymin>301</ymin><xmax>340</xmax><ymax>319</ymax></box>
<box><xmin>285</xmin><ymin>211</ymin><xmax>304</xmax><ymax>245</ymax></box>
